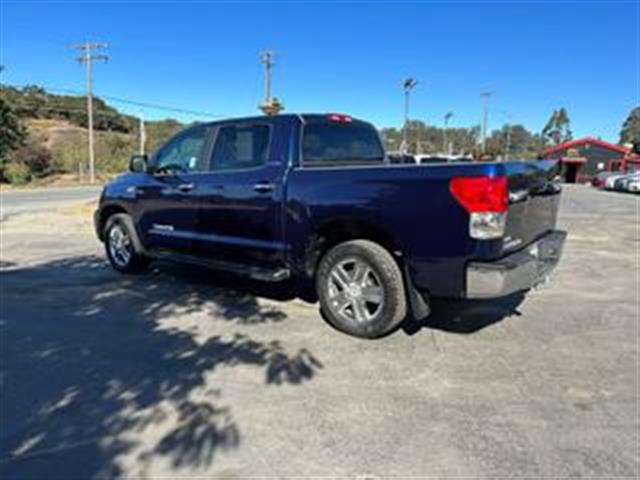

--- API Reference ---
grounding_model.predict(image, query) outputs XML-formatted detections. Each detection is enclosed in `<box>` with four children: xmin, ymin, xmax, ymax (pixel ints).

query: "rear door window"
<box><xmin>210</xmin><ymin>124</ymin><xmax>271</xmax><ymax>171</ymax></box>
<box><xmin>302</xmin><ymin>119</ymin><xmax>384</xmax><ymax>166</ymax></box>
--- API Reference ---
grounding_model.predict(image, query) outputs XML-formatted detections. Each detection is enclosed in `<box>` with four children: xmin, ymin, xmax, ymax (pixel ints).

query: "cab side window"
<box><xmin>210</xmin><ymin>124</ymin><xmax>270</xmax><ymax>171</ymax></box>
<box><xmin>152</xmin><ymin>127</ymin><xmax>208</xmax><ymax>173</ymax></box>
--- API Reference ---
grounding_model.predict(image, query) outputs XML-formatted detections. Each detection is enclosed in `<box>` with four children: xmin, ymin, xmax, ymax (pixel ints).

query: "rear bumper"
<box><xmin>466</xmin><ymin>230</ymin><xmax>567</xmax><ymax>299</ymax></box>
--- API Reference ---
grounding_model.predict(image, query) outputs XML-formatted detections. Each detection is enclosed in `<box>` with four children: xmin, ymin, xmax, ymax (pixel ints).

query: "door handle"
<box><xmin>253</xmin><ymin>182</ymin><xmax>275</xmax><ymax>193</ymax></box>
<box><xmin>177</xmin><ymin>183</ymin><xmax>194</xmax><ymax>192</ymax></box>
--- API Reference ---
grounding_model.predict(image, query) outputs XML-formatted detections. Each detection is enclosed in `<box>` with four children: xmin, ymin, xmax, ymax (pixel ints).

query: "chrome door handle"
<box><xmin>177</xmin><ymin>183</ymin><xmax>194</xmax><ymax>192</ymax></box>
<box><xmin>253</xmin><ymin>182</ymin><xmax>275</xmax><ymax>193</ymax></box>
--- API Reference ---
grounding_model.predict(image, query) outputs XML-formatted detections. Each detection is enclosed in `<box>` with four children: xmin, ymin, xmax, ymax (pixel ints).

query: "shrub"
<box><xmin>4</xmin><ymin>162</ymin><xmax>30</xmax><ymax>184</ymax></box>
<box><xmin>9</xmin><ymin>144</ymin><xmax>53</xmax><ymax>177</ymax></box>
<box><xmin>51</xmin><ymin>140</ymin><xmax>86</xmax><ymax>174</ymax></box>
<box><xmin>95</xmin><ymin>132</ymin><xmax>136</xmax><ymax>174</ymax></box>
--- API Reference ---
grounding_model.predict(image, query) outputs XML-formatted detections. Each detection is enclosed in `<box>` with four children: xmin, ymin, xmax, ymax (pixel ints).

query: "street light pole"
<box><xmin>497</xmin><ymin>109</ymin><xmax>512</xmax><ymax>161</ymax></box>
<box><xmin>443</xmin><ymin>112</ymin><xmax>453</xmax><ymax>154</ymax></box>
<box><xmin>402</xmin><ymin>78</ymin><xmax>417</xmax><ymax>153</ymax></box>
<box><xmin>505</xmin><ymin>117</ymin><xmax>512</xmax><ymax>161</ymax></box>
<box><xmin>480</xmin><ymin>91</ymin><xmax>492</xmax><ymax>154</ymax></box>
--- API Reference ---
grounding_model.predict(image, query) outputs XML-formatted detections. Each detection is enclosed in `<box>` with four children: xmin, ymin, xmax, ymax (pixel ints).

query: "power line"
<box><xmin>100</xmin><ymin>94</ymin><xmax>223</xmax><ymax>118</ymax></box>
<box><xmin>3</xmin><ymin>83</ymin><xmax>223</xmax><ymax>119</ymax></box>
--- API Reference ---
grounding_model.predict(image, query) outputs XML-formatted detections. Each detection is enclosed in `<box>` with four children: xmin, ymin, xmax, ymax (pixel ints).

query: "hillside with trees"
<box><xmin>0</xmin><ymin>85</ymin><xmax>185</xmax><ymax>184</ymax></box>
<box><xmin>381</xmin><ymin>120</ymin><xmax>546</xmax><ymax>159</ymax></box>
<box><xmin>1</xmin><ymin>83</ymin><xmax>637</xmax><ymax>185</ymax></box>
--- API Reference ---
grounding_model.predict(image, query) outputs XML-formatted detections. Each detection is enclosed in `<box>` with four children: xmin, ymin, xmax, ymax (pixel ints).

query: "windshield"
<box><xmin>302</xmin><ymin>120</ymin><xmax>385</xmax><ymax>166</ymax></box>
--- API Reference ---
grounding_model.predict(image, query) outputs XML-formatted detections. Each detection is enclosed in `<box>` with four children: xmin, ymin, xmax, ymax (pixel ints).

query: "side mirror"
<box><xmin>129</xmin><ymin>154</ymin><xmax>148</xmax><ymax>173</ymax></box>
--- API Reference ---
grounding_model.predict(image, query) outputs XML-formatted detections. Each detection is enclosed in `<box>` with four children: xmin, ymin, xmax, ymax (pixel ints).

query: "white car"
<box><xmin>626</xmin><ymin>179</ymin><xmax>640</xmax><ymax>193</ymax></box>
<box><xmin>604</xmin><ymin>173</ymin><xmax>632</xmax><ymax>190</ymax></box>
<box><xmin>613</xmin><ymin>172</ymin><xmax>640</xmax><ymax>191</ymax></box>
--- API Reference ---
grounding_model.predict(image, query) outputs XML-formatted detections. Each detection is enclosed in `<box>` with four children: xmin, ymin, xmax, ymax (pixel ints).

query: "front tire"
<box><xmin>316</xmin><ymin>240</ymin><xmax>407</xmax><ymax>338</ymax></box>
<box><xmin>104</xmin><ymin>213</ymin><xmax>150</xmax><ymax>274</ymax></box>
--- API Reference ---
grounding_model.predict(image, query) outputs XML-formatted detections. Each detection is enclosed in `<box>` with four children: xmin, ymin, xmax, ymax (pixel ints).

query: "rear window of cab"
<box><xmin>302</xmin><ymin>117</ymin><xmax>385</xmax><ymax>166</ymax></box>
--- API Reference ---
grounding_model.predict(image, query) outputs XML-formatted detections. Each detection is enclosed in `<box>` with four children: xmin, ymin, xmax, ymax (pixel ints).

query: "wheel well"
<box><xmin>98</xmin><ymin>205</ymin><xmax>127</xmax><ymax>240</ymax></box>
<box><xmin>305</xmin><ymin>219</ymin><xmax>402</xmax><ymax>277</ymax></box>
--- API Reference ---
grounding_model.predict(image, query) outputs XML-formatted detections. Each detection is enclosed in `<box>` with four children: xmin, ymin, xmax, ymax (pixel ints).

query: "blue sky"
<box><xmin>1</xmin><ymin>0</ymin><xmax>638</xmax><ymax>141</ymax></box>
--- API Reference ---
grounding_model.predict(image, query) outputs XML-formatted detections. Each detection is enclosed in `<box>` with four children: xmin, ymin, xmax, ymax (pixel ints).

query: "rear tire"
<box><xmin>104</xmin><ymin>213</ymin><xmax>150</xmax><ymax>274</ymax></box>
<box><xmin>316</xmin><ymin>240</ymin><xmax>407</xmax><ymax>338</ymax></box>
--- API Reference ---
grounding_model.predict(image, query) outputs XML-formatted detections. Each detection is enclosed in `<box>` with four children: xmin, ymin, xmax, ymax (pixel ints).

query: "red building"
<box><xmin>544</xmin><ymin>137</ymin><xmax>631</xmax><ymax>183</ymax></box>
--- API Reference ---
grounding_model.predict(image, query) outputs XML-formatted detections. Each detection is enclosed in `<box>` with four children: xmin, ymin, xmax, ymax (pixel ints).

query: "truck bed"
<box><xmin>285</xmin><ymin>160</ymin><xmax>561</xmax><ymax>298</ymax></box>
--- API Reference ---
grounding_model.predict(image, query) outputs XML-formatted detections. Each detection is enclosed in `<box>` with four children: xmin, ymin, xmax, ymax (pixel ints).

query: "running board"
<box><xmin>149</xmin><ymin>249</ymin><xmax>290</xmax><ymax>282</ymax></box>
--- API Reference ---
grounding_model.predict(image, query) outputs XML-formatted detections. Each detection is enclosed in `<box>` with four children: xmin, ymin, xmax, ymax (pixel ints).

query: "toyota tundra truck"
<box><xmin>95</xmin><ymin>113</ymin><xmax>566</xmax><ymax>338</ymax></box>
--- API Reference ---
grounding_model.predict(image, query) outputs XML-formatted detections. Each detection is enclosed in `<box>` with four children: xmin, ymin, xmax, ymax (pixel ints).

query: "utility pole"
<box><xmin>259</xmin><ymin>50</ymin><xmax>284</xmax><ymax>116</ymax></box>
<box><xmin>443</xmin><ymin>112</ymin><xmax>453</xmax><ymax>154</ymax></box>
<box><xmin>402</xmin><ymin>78</ymin><xmax>418</xmax><ymax>153</ymax></box>
<box><xmin>139</xmin><ymin>113</ymin><xmax>146</xmax><ymax>155</ymax></box>
<box><xmin>480</xmin><ymin>91</ymin><xmax>492</xmax><ymax>154</ymax></box>
<box><xmin>262</xmin><ymin>50</ymin><xmax>273</xmax><ymax>104</ymax></box>
<box><xmin>496</xmin><ymin>109</ymin><xmax>512</xmax><ymax>161</ymax></box>
<box><xmin>504</xmin><ymin>113</ymin><xmax>512</xmax><ymax>161</ymax></box>
<box><xmin>505</xmin><ymin>123</ymin><xmax>512</xmax><ymax>161</ymax></box>
<box><xmin>70</xmin><ymin>41</ymin><xmax>108</xmax><ymax>184</ymax></box>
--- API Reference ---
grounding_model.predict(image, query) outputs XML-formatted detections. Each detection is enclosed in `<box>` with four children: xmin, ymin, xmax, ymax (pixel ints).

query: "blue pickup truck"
<box><xmin>95</xmin><ymin>113</ymin><xmax>566</xmax><ymax>338</ymax></box>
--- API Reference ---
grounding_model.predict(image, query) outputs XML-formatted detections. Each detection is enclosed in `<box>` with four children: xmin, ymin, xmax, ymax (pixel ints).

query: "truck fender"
<box><xmin>104</xmin><ymin>212</ymin><xmax>149</xmax><ymax>257</ymax></box>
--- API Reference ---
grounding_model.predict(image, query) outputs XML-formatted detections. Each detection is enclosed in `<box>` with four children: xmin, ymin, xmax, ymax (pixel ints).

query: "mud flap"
<box><xmin>403</xmin><ymin>265</ymin><xmax>431</xmax><ymax>320</ymax></box>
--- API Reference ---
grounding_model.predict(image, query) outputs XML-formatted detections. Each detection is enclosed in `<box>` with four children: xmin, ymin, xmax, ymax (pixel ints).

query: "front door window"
<box><xmin>151</xmin><ymin>127</ymin><xmax>209</xmax><ymax>174</ymax></box>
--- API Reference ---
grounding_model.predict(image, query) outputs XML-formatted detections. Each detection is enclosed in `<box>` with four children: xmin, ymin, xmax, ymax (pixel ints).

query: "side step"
<box><xmin>149</xmin><ymin>249</ymin><xmax>290</xmax><ymax>282</ymax></box>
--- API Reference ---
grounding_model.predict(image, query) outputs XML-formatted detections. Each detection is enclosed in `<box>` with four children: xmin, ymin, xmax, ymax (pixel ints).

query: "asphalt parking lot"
<box><xmin>0</xmin><ymin>184</ymin><xmax>637</xmax><ymax>479</ymax></box>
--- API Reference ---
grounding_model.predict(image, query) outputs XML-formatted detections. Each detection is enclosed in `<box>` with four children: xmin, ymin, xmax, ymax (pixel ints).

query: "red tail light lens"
<box><xmin>450</xmin><ymin>176</ymin><xmax>508</xmax><ymax>213</ymax></box>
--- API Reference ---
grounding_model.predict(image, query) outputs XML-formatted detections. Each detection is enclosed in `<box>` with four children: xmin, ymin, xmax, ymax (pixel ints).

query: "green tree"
<box><xmin>542</xmin><ymin>108</ymin><xmax>572</xmax><ymax>146</ymax></box>
<box><xmin>0</xmin><ymin>98</ymin><xmax>27</xmax><ymax>175</ymax></box>
<box><xmin>619</xmin><ymin>106</ymin><xmax>640</xmax><ymax>145</ymax></box>
<box><xmin>486</xmin><ymin>124</ymin><xmax>545</xmax><ymax>159</ymax></box>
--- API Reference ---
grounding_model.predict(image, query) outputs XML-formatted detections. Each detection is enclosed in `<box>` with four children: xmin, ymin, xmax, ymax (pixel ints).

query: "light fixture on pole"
<box><xmin>402</xmin><ymin>78</ymin><xmax>418</xmax><ymax>153</ymax></box>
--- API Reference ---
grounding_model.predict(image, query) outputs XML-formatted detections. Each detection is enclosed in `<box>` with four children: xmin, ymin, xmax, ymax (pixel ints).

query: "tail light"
<box><xmin>450</xmin><ymin>176</ymin><xmax>508</xmax><ymax>239</ymax></box>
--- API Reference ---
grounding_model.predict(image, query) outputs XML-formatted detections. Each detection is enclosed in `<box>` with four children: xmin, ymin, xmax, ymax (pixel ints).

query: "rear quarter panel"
<box><xmin>285</xmin><ymin>162</ymin><xmax>506</xmax><ymax>298</ymax></box>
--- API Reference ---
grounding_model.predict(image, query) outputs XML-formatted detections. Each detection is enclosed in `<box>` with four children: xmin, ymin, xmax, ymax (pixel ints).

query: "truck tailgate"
<box><xmin>502</xmin><ymin>160</ymin><xmax>562</xmax><ymax>254</ymax></box>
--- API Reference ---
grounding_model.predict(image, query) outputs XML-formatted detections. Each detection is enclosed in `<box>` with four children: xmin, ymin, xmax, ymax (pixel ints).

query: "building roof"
<box><xmin>544</xmin><ymin>137</ymin><xmax>629</xmax><ymax>155</ymax></box>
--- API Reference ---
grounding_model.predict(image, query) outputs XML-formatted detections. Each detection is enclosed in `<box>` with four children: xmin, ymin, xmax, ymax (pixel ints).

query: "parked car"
<box><xmin>387</xmin><ymin>152</ymin><xmax>416</xmax><ymax>164</ymax></box>
<box><xmin>604</xmin><ymin>172</ymin><xmax>632</xmax><ymax>190</ymax></box>
<box><xmin>415</xmin><ymin>154</ymin><xmax>449</xmax><ymax>164</ymax></box>
<box><xmin>95</xmin><ymin>113</ymin><xmax>567</xmax><ymax>338</ymax></box>
<box><xmin>614</xmin><ymin>172</ymin><xmax>640</xmax><ymax>191</ymax></box>
<box><xmin>591</xmin><ymin>171</ymin><xmax>617</xmax><ymax>188</ymax></box>
<box><xmin>627</xmin><ymin>179</ymin><xmax>640</xmax><ymax>193</ymax></box>
<box><xmin>415</xmin><ymin>154</ymin><xmax>474</xmax><ymax>164</ymax></box>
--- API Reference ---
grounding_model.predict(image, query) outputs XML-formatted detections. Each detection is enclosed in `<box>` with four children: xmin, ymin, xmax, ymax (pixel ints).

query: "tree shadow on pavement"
<box><xmin>402</xmin><ymin>292</ymin><xmax>526</xmax><ymax>335</ymax></box>
<box><xmin>0</xmin><ymin>255</ymin><xmax>323</xmax><ymax>479</ymax></box>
